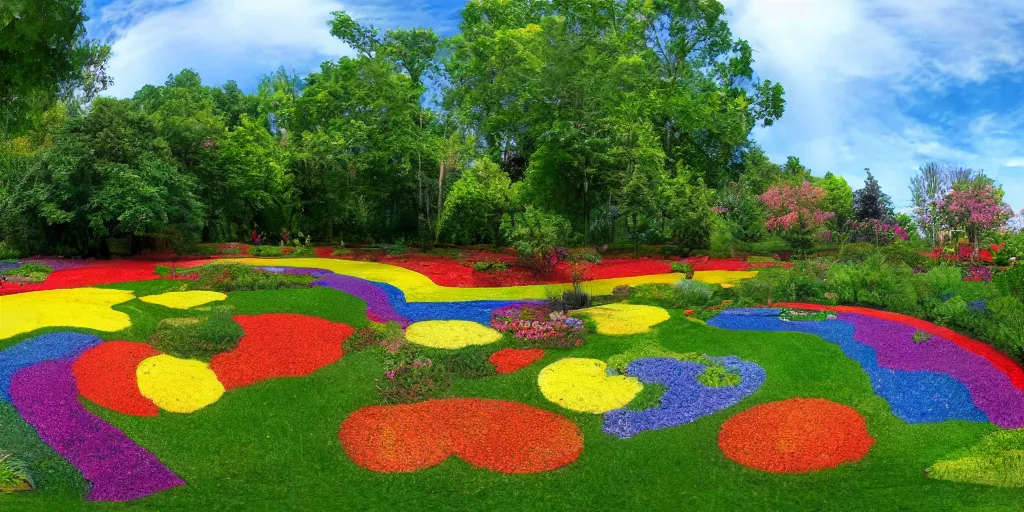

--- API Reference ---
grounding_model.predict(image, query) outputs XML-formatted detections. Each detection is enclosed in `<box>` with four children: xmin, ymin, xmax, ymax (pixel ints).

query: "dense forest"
<box><xmin>0</xmin><ymin>0</ymin><xmax>1015</xmax><ymax>259</ymax></box>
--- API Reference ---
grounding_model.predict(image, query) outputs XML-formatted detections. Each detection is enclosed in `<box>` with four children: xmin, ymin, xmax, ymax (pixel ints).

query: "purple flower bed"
<box><xmin>312</xmin><ymin>273</ymin><xmax>411</xmax><ymax>327</ymax></box>
<box><xmin>0</xmin><ymin>332</ymin><xmax>101</xmax><ymax>402</ymax></box>
<box><xmin>841</xmin><ymin>313</ymin><xmax>1024</xmax><ymax>429</ymax></box>
<box><xmin>708</xmin><ymin>309</ymin><xmax>993</xmax><ymax>426</ymax></box>
<box><xmin>602</xmin><ymin>356</ymin><xmax>766</xmax><ymax>439</ymax></box>
<box><xmin>9</xmin><ymin>358</ymin><xmax>184</xmax><ymax>502</ymax></box>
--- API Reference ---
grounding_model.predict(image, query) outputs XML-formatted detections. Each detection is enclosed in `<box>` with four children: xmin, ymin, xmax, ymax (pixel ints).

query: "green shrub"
<box><xmin>879</xmin><ymin>244</ymin><xmax>932</xmax><ymax>268</ymax></box>
<box><xmin>472</xmin><ymin>261</ymin><xmax>509</xmax><ymax>272</ymax></box>
<box><xmin>697</xmin><ymin>363</ymin><xmax>742</xmax><ymax>387</ymax></box>
<box><xmin>927</xmin><ymin>430</ymin><xmax>1024</xmax><ymax>488</ymax></box>
<box><xmin>378</xmin><ymin>350</ymin><xmax>451</xmax><ymax>404</ymax></box>
<box><xmin>933</xmin><ymin>296</ymin><xmax>969</xmax><ymax>326</ymax></box>
<box><xmin>0</xmin><ymin>450</ymin><xmax>32</xmax><ymax>491</ymax></box>
<box><xmin>0</xmin><ymin>242</ymin><xmax>19</xmax><ymax>260</ymax></box>
<box><xmin>919</xmin><ymin>266</ymin><xmax>964</xmax><ymax>299</ymax></box>
<box><xmin>994</xmin><ymin>265</ymin><xmax>1024</xmax><ymax>301</ymax></box>
<box><xmin>248</xmin><ymin>245</ymin><xmax>285</xmax><ymax>257</ymax></box>
<box><xmin>434</xmin><ymin>349</ymin><xmax>497</xmax><ymax>379</ymax></box>
<box><xmin>150</xmin><ymin>309</ymin><xmax>244</xmax><ymax>360</ymax></box>
<box><xmin>7</xmin><ymin>262</ymin><xmax>53</xmax><ymax>282</ymax></box>
<box><xmin>191</xmin><ymin>264</ymin><xmax>314</xmax><ymax>292</ymax></box>
<box><xmin>501</xmin><ymin>206</ymin><xmax>572</xmax><ymax>272</ymax></box>
<box><xmin>671</xmin><ymin>262</ymin><xmax>694</xmax><ymax>275</ymax></box>
<box><xmin>346</xmin><ymin>322</ymin><xmax>406</xmax><ymax>353</ymax></box>
<box><xmin>987</xmin><ymin>297</ymin><xmax>1024</xmax><ymax>359</ymax></box>
<box><xmin>673</xmin><ymin>279</ymin><xmax>714</xmax><ymax>308</ymax></box>
<box><xmin>837</xmin><ymin>242</ymin><xmax>877</xmax><ymax>263</ymax></box>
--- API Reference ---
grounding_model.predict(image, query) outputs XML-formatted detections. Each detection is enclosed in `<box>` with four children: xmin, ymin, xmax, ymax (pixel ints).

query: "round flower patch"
<box><xmin>136</xmin><ymin>355</ymin><xmax>225</xmax><ymax>413</ymax></box>
<box><xmin>575</xmin><ymin>303</ymin><xmax>670</xmax><ymax>336</ymax></box>
<box><xmin>209</xmin><ymin>314</ymin><xmax>354</xmax><ymax>390</ymax></box>
<box><xmin>538</xmin><ymin>358</ymin><xmax>643</xmax><ymax>413</ymax></box>
<box><xmin>489</xmin><ymin>348</ymin><xmax>546</xmax><ymax>374</ymax></box>
<box><xmin>1</xmin><ymin>288</ymin><xmax>135</xmax><ymax>340</ymax></box>
<box><xmin>139</xmin><ymin>291</ymin><xmax>227</xmax><ymax>309</ymax></box>
<box><xmin>718</xmin><ymin>398</ymin><xmax>875</xmax><ymax>473</ymax></box>
<box><xmin>404</xmin><ymin>320</ymin><xmax>502</xmax><ymax>349</ymax></box>
<box><xmin>339</xmin><ymin>398</ymin><xmax>583</xmax><ymax>473</ymax></box>
<box><xmin>73</xmin><ymin>341</ymin><xmax>161</xmax><ymax>417</ymax></box>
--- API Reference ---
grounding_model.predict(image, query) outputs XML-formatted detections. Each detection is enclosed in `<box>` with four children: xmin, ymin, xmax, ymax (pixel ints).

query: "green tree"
<box><xmin>853</xmin><ymin>170</ymin><xmax>895</xmax><ymax>222</ymax></box>
<box><xmin>437</xmin><ymin>158</ymin><xmax>513</xmax><ymax>244</ymax></box>
<box><xmin>818</xmin><ymin>172</ymin><xmax>854</xmax><ymax>230</ymax></box>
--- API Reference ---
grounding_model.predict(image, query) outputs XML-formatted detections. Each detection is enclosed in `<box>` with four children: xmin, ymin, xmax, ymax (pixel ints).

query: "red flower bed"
<box><xmin>339</xmin><ymin>398</ymin><xmax>583</xmax><ymax>473</ymax></box>
<box><xmin>489</xmin><ymin>348</ymin><xmax>546</xmax><ymax>374</ymax></box>
<box><xmin>718</xmin><ymin>398</ymin><xmax>874</xmax><ymax>473</ymax></box>
<box><xmin>72</xmin><ymin>341</ymin><xmax>161</xmax><ymax>417</ymax></box>
<box><xmin>210</xmin><ymin>314</ymin><xmax>354</xmax><ymax>390</ymax></box>
<box><xmin>775</xmin><ymin>302</ymin><xmax>1024</xmax><ymax>392</ymax></box>
<box><xmin>0</xmin><ymin>261</ymin><xmax>164</xmax><ymax>296</ymax></box>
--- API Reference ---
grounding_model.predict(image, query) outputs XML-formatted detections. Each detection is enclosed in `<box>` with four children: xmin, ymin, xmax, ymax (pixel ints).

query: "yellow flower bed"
<box><xmin>0</xmin><ymin>288</ymin><xmax>134</xmax><ymax>340</ymax></box>
<box><xmin>139</xmin><ymin>290</ymin><xmax>227</xmax><ymax>309</ymax></box>
<box><xmin>576</xmin><ymin>303</ymin><xmax>670</xmax><ymax>335</ymax></box>
<box><xmin>405</xmin><ymin>320</ymin><xmax>502</xmax><ymax>349</ymax></box>
<box><xmin>538</xmin><ymin>358</ymin><xmax>643</xmax><ymax>413</ymax></box>
<box><xmin>226</xmin><ymin>258</ymin><xmax>753</xmax><ymax>301</ymax></box>
<box><xmin>693</xmin><ymin>270</ymin><xmax>758</xmax><ymax>289</ymax></box>
<box><xmin>136</xmin><ymin>355</ymin><xmax>225</xmax><ymax>413</ymax></box>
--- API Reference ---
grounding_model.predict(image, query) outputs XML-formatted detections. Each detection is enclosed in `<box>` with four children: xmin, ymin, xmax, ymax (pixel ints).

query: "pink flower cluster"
<box><xmin>490</xmin><ymin>305</ymin><xmax>584</xmax><ymax>344</ymax></box>
<box><xmin>937</xmin><ymin>185</ymin><xmax>1013</xmax><ymax>232</ymax></box>
<box><xmin>760</xmin><ymin>181</ymin><xmax>835</xmax><ymax>232</ymax></box>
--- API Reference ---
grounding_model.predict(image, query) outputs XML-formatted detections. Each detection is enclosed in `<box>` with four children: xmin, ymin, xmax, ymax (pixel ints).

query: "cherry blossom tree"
<box><xmin>936</xmin><ymin>183</ymin><xmax>1013</xmax><ymax>258</ymax></box>
<box><xmin>760</xmin><ymin>181</ymin><xmax>835</xmax><ymax>253</ymax></box>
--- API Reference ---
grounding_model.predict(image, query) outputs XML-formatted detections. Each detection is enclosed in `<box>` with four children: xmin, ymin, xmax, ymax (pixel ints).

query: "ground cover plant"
<box><xmin>0</xmin><ymin>254</ymin><xmax>1022</xmax><ymax>511</ymax></box>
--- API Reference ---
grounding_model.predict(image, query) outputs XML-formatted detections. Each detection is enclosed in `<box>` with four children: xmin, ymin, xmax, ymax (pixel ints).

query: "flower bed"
<box><xmin>72</xmin><ymin>341</ymin><xmax>161</xmax><ymax>417</ymax></box>
<box><xmin>718</xmin><ymin>398</ymin><xmax>875</xmax><ymax>473</ymax></box>
<box><xmin>575</xmin><ymin>303</ymin><xmax>670</xmax><ymax>336</ymax></box>
<box><xmin>136</xmin><ymin>355</ymin><xmax>225</xmax><ymax>414</ymax></box>
<box><xmin>537</xmin><ymin>358</ymin><xmax>643</xmax><ymax>413</ymax></box>
<box><xmin>603</xmin><ymin>356</ymin><xmax>766</xmax><ymax>439</ymax></box>
<box><xmin>209</xmin><ymin>314</ymin><xmax>355</xmax><ymax>389</ymax></box>
<box><xmin>10</xmin><ymin>358</ymin><xmax>184</xmax><ymax>501</ymax></box>
<box><xmin>139</xmin><ymin>291</ymin><xmax>227</xmax><ymax>309</ymax></box>
<box><xmin>404</xmin><ymin>320</ymin><xmax>502</xmax><ymax>349</ymax></box>
<box><xmin>489</xmin><ymin>348</ymin><xmax>546</xmax><ymax>374</ymax></box>
<box><xmin>1</xmin><ymin>288</ymin><xmax>135</xmax><ymax>340</ymax></box>
<box><xmin>490</xmin><ymin>304</ymin><xmax>584</xmax><ymax>346</ymax></box>
<box><xmin>708</xmin><ymin>309</ymin><xmax>991</xmax><ymax>425</ymax></box>
<box><xmin>338</xmin><ymin>398</ymin><xmax>583</xmax><ymax>473</ymax></box>
<box><xmin>0</xmin><ymin>260</ymin><xmax>165</xmax><ymax>296</ymax></box>
<box><xmin>0</xmin><ymin>332</ymin><xmax>102</xmax><ymax>401</ymax></box>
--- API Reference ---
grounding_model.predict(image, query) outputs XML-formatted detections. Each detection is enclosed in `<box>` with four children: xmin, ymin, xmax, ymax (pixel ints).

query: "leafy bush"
<box><xmin>191</xmin><ymin>264</ymin><xmax>314</xmax><ymax>292</ymax></box>
<box><xmin>346</xmin><ymin>322</ymin><xmax>406</xmax><ymax>353</ymax></box>
<box><xmin>501</xmin><ymin>205</ymin><xmax>572</xmax><ymax>273</ymax></box>
<box><xmin>248</xmin><ymin>245</ymin><xmax>285</xmax><ymax>257</ymax></box>
<box><xmin>434</xmin><ymin>349</ymin><xmax>497</xmax><ymax>379</ymax></box>
<box><xmin>987</xmin><ymin>297</ymin><xmax>1024</xmax><ymax>359</ymax></box>
<box><xmin>918</xmin><ymin>266</ymin><xmax>964</xmax><ymax>299</ymax></box>
<box><xmin>0</xmin><ymin>450</ymin><xmax>32</xmax><ymax>491</ymax></box>
<box><xmin>378</xmin><ymin>351</ymin><xmax>451</xmax><ymax>404</ymax></box>
<box><xmin>0</xmin><ymin>242</ymin><xmax>19</xmax><ymax>260</ymax></box>
<box><xmin>696</xmin><ymin>363</ymin><xmax>742</xmax><ymax>388</ymax></box>
<box><xmin>671</xmin><ymin>262</ymin><xmax>694</xmax><ymax>276</ymax></box>
<box><xmin>150</xmin><ymin>309</ymin><xmax>244</xmax><ymax>360</ymax></box>
<box><xmin>994</xmin><ymin>265</ymin><xmax>1024</xmax><ymax>301</ymax></box>
<box><xmin>878</xmin><ymin>244</ymin><xmax>932</xmax><ymax>268</ymax></box>
<box><xmin>673</xmin><ymin>279</ymin><xmax>714</xmax><ymax>308</ymax></box>
<box><xmin>6</xmin><ymin>262</ymin><xmax>53</xmax><ymax>282</ymax></box>
<box><xmin>472</xmin><ymin>261</ymin><xmax>508</xmax><ymax>272</ymax></box>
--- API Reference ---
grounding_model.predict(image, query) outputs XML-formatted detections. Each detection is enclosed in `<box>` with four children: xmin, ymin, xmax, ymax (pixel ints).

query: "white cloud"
<box><xmin>723</xmin><ymin>0</ymin><xmax>1024</xmax><ymax>211</ymax></box>
<box><xmin>93</xmin><ymin>0</ymin><xmax>453</xmax><ymax>98</ymax></box>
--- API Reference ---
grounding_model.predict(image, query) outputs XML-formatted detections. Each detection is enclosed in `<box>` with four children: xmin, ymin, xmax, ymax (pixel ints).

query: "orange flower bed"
<box><xmin>339</xmin><ymin>398</ymin><xmax>583</xmax><ymax>474</ymax></box>
<box><xmin>489</xmin><ymin>348</ymin><xmax>546</xmax><ymax>374</ymax></box>
<box><xmin>210</xmin><ymin>314</ymin><xmax>354</xmax><ymax>390</ymax></box>
<box><xmin>72</xmin><ymin>341</ymin><xmax>161</xmax><ymax>417</ymax></box>
<box><xmin>718</xmin><ymin>398</ymin><xmax>874</xmax><ymax>473</ymax></box>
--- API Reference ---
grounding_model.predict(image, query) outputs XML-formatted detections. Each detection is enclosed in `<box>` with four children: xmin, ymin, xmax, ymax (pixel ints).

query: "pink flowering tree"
<box><xmin>760</xmin><ymin>181</ymin><xmax>836</xmax><ymax>253</ymax></box>
<box><xmin>936</xmin><ymin>183</ymin><xmax>1013</xmax><ymax>258</ymax></box>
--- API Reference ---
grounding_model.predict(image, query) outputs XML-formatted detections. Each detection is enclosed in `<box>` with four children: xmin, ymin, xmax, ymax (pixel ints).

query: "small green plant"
<box><xmin>150</xmin><ymin>308</ymin><xmax>245</xmax><ymax>360</ymax></box>
<box><xmin>913</xmin><ymin>330</ymin><xmax>932</xmax><ymax>343</ymax></box>
<box><xmin>248</xmin><ymin>245</ymin><xmax>285</xmax><ymax>257</ymax></box>
<box><xmin>673</xmin><ymin>279</ymin><xmax>714</xmax><ymax>308</ymax></box>
<box><xmin>7</xmin><ymin>262</ymin><xmax>54</xmax><ymax>282</ymax></box>
<box><xmin>697</xmin><ymin>363</ymin><xmax>742</xmax><ymax>387</ymax></box>
<box><xmin>0</xmin><ymin>450</ymin><xmax>33</xmax><ymax>492</ymax></box>
<box><xmin>378</xmin><ymin>350</ymin><xmax>451</xmax><ymax>404</ymax></box>
<box><xmin>671</xmin><ymin>262</ymin><xmax>694</xmax><ymax>276</ymax></box>
<box><xmin>434</xmin><ymin>349</ymin><xmax>497</xmax><ymax>378</ymax></box>
<box><xmin>472</xmin><ymin>261</ymin><xmax>509</xmax><ymax>272</ymax></box>
<box><xmin>190</xmin><ymin>264</ymin><xmax>314</xmax><ymax>292</ymax></box>
<box><xmin>779</xmin><ymin>308</ymin><xmax>835</xmax><ymax>322</ymax></box>
<box><xmin>346</xmin><ymin>322</ymin><xmax>406</xmax><ymax>353</ymax></box>
<box><xmin>154</xmin><ymin>265</ymin><xmax>172</xmax><ymax>277</ymax></box>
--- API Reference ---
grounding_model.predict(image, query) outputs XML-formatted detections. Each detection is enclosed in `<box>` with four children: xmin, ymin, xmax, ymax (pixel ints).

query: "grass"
<box><xmin>1</xmin><ymin>285</ymin><xmax>1020</xmax><ymax>510</ymax></box>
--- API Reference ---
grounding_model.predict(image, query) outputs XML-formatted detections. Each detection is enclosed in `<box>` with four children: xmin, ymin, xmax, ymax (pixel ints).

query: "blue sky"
<box><xmin>85</xmin><ymin>0</ymin><xmax>1024</xmax><ymax>213</ymax></box>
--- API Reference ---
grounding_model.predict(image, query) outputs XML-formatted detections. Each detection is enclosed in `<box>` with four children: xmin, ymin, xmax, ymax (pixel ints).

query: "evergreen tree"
<box><xmin>853</xmin><ymin>170</ymin><xmax>895</xmax><ymax>222</ymax></box>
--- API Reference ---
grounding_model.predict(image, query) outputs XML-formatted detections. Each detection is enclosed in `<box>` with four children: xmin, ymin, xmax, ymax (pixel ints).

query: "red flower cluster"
<box><xmin>489</xmin><ymin>348</ymin><xmax>546</xmax><ymax>374</ymax></box>
<box><xmin>718</xmin><ymin>398</ymin><xmax>874</xmax><ymax>473</ymax></box>
<box><xmin>339</xmin><ymin>398</ymin><xmax>583</xmax><ymax>474</ymax></box>
<box><xmin>72</xmin><ymin>341</ymin><xmax>162</xmax><ymax>417</ymax></box>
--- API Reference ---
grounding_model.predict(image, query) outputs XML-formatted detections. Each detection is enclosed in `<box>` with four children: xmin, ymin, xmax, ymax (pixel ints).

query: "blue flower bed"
<box><xmin>0</xmin><ymin>332</ymin><xmax>102</xmax><ymax>402</ymax></box>
<box><xmin>602</xmin><ymin>356</ymin><xmax>766</xmax><ymax>439</ymax></box>
<box><xmin>708</xmin><ymin>309</ymin><xmax>988</xmax><ymax>424</ymax></box>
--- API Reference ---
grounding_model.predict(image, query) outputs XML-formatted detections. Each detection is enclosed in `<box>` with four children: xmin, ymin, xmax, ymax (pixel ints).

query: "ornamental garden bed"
<box><xmin>1</xmin><ymin>253</ymin><xmax>1022</xmax><ymax>510</ymax></box>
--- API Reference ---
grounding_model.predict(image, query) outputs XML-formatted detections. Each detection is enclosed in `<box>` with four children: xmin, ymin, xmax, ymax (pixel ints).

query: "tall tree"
<box><xmin>853</xmin><ymin>170</ymin><xmax>894</xmax><ymax>222</ymax></box>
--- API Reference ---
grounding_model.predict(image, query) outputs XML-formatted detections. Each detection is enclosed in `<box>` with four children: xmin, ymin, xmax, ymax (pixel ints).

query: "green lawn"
<box><xmin>1</xmin><ymin>283</ymin><xmax>1017</xmax><ymax>511</ymax></box>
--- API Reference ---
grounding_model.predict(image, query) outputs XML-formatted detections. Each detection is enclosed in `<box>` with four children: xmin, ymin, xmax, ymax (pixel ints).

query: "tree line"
<box><xmin>0</xmin><ymin>0</ymin><xmax>1013</xmax><ymax>258</ymax></box>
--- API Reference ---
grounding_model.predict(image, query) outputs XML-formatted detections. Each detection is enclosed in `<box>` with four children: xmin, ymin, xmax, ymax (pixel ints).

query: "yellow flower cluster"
<box><xmin>537</xmin><ymin>358</ymin><xmax>642</xmax><ymax>413</ymax></box>
<box><xmin>136</xmin><ymin>355</ymin><xmax>225</xmax><ymax>413</ymax></box>
<box><xmin>405</xmin><ymin>320</ymin><xmax>502</xmax><ymax>349</ymax></box>
<box><xmin>0</xmin><ymin>288</ymin><xmax>134</xmax><ymax>340</ymax></box>
<box><xmin>576</xmin><ymin>303</ymin><xmax>670</xmax><ymax>335</ymax></box>
<box><xmin>139</xmin><ymin>291</ymin><xmax>227</xmax><ymax>309</ymax></box>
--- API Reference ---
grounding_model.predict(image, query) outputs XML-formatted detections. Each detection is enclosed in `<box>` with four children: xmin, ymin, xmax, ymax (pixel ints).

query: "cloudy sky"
<box><xmin>84</xmin><ymin>0</ymin><xmax>1024</xmax><ymax>211</ymax></box>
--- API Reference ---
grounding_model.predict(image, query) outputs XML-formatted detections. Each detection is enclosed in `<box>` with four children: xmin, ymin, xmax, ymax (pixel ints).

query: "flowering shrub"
<box><xmin>490</xmin><ymin>304</ymin><xmax>585</xmax><ymax>347</ymax></box>
<box><xmin>849</xmin><ymin>219</ymin><xmax>909</xmax><ymax>244</ymax></box>
<box><xmin>936</xmin><ymin>183</ymin><xmax>1013</xmax><ymax>258</ymax></box>
<box><xmin>760</xmin><ymin>181</ymin><xmax>835</xmax><ymax>252</ymax></box>
<box><xmin>346</xmin><ymin>321</ymin><xmax>407</xmax><ymax>353</ymax></box>
<box><xmin>378</xmin><ymin>351</ymin><xmax>451</xmax><ymax>404</ymax></box>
